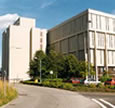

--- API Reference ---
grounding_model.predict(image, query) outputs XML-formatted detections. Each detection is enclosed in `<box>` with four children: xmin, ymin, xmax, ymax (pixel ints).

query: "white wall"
<box><xmin>31</xmin><ymin>28</ymin><xmax>47</xmax><ymax>58</ymax></box>
<box><xmin>9</xmin><ymin>25</ymin><xmax>31</xmax><ymax>82</ymax></box>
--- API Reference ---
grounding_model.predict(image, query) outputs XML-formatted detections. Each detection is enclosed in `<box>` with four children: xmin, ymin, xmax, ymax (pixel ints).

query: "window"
<box><xmin>105</xmin><ymin>17</ymin><xmax>109</xmax><ymax>31</ymax></box>
<box><xmin>92</xmin><ymin>32</ymin><xmax>94</xmax><ymax>46</ymax></box>
<box><xmin>108</xmin><ymin>51</ymin><xmax>109</xmax><ymax>64</ymax></box>
<box><xmin>100</xmin><ymin>67</ymin><xmax>104</xmax><ymax>73</ymax></box>
<box><xmin>109</xmin><ymin>35</ymin><xmax>114</xmax><ymax>48</ymax></box>
<box><xmin>113</xmin><ymin>20</ymin><xmax>115</xmax><ymax>32</ymax></box>
<box><xmin>40</xmin><ymin>32</ymin><xmax>43</xmax><ymax>37</ymax></box>
<box><xmin>100</xmin><ymin>51</ymin><xmax>102</xmax><ymax>64</ymax></box>
<box><xmin>114</xmin><ymin>36</ymin><xmax>115</xmax><ymax>48</ymax></box>
<box><xmin>96</xmin><ymin>15</ymin><xmax>98</xmax><ymax>29</ymax></box>
<box><xmin>90</xmin><ymin>32</ymin><xmax>94</xmax><ymax>47</ymax></box>
<box><xmin>112</xmin><ymin>52</ymin><xmax>114</xmax><ymax>64</ymax></box>
<box><xmin>40</xmin><ymin>38</ymin><xmax>42</xmax><ymax>43</ymax></box>
<box><xmin>99</xmin><ymin>16</ymin><xmax>101</xmax><ymax>29</ymax></box>
<box><xmin>97</xmin><ymin>33</ymin><xmax>105</xmax><ymax>47</ymax></box>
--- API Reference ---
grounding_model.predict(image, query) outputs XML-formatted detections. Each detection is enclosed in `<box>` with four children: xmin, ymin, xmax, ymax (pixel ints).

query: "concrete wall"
<box><xmin>88</xmin><ymin>9</ymin><xmax>115</xmax><ymax>76</ymax></box>
<box><xmin>31</xmin><ymin>28</ymin><xmax>47</xmax><ymax>59</ymax></box>
<box><xmin>48</xmin><ymin>9</ymin><xmax>115</xmax><ymax>77</ymax></box>
<box><xmin>2</xmin><ymin>17</ymin><xmax>47</xmax><ymax>82</ymax></box>
<box><xmin>9</xmin><ymin>25</ymin><xmax>31</xmax><ymax>81</ymax></box>
<box><xmin>48</xmin><ymin>10</ymin><xmax>88</xmax><ymax>61</ymax></box>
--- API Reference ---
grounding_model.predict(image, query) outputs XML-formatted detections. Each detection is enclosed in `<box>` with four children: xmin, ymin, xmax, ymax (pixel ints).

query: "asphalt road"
<box><xmin>2</xmin><ymin>84</ymin><xmax>99</xmax><ymax>108</ymax></box>
<box><xmin>80</xmin><ymin>92</ymin><xmax>115</xmax><ymax>108</ymax></box>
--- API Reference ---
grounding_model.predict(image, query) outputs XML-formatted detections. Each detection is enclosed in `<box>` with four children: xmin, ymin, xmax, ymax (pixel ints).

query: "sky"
<box><xmin>0</xmin><ymin>0</ymin><xmax>115</xmax><ymax>67</ymax></box>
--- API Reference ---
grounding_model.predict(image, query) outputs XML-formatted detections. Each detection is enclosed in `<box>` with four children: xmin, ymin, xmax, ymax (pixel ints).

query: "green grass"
<box><xmin>0</xmin><ymin>80</ymin><xmax>18</xmax><ymax>106</ymax></box>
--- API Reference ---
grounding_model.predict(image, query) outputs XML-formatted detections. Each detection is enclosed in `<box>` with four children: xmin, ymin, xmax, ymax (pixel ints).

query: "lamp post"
<box><xmin>34</xmin><ymin>57</ymin><xmax>42</xmax><ymax>83</ymax></box>
<box><xmin>50</xmin><ymin>70</ymin><xmax>53</xmax><ymax>79</ymax></box>
<box><xmin>40</xmin><ymin>59</ymin><xmax>42</xmax><ymax>83</ymax></box>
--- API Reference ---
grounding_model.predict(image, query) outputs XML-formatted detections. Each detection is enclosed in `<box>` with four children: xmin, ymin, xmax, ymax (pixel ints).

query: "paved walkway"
<box><xmin>2</xmin><ymin>84</ymin><xmax>99</xmax><ymax>108</ymax></box>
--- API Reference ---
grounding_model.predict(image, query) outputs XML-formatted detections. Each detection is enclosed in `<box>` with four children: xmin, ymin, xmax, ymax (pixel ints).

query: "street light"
<box><xmin>34</xmin><ymin>57</ymin><xmax>42</xmax><ymax>83</ymax></box>
<box><xmin>40</xmin><ymin>59</ymin><xmax>42</xmax><ymax>83</ymax></box>
<box><xmin>50</xmin><ymin>70</ymin><xmax>53</xmax><ymax>79</ymax></box>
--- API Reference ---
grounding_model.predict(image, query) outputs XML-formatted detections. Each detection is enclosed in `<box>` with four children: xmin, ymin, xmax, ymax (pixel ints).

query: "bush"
<box><xmin>97</xmin><ymin>83</ymin><xmax>105</xmax><ymax>88</ymax></box>
<box><xmin>44</xmin><ymin>78</ymin><xmax>63</xmax><ymax>83</ymax></box>
<box><xmin>42</xmin><ymin>79</ymin><xmax>64</xmax><ymax>88</ymax></box>
<box><xmin>42</xmin><ymin>81</ymin><xmax>50</xmax><ymax>87</ymax></box>
<box><xmin>89</xmin><ymin>84</ymin><xmax>96</xmax><ymax>88</ymax></box>
<box><xmin>73</xmin><ymin>83</ymin><xmax>84</xmax><ymax>87</ymax></box>
<box><xmin>62</xmin><ymin>83</ymin><xmax>73</xmax><ymax>90</ymax></box>
<box><xmin>100</xmin><ymin>76</ymin><xmax>110</xmax><ymax>82</ymax></box>
<box><xmin>108</xmin><ymin>85</ymin><xmax>115</xmax><ymax>89</ymax></box>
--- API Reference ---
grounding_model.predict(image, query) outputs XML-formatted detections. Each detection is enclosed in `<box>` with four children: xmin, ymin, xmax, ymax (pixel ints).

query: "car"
<box><xmin>105</xmin><ymin>78</ymin><xmax>115</xmax><ymax>85</ymax></box>
<box><xmin>70</xmin><ymin>78</ymin><xmax>85</xmax><ymax>84</ymax></box>
<box><xmin>84</xmin><ymin>79</ymin><xmax>100</xmax><ymax>85</ymax></box>
<box><xmin>83</xmin><ymin>77</ymin><xmax>101</xmax><ymax>85</ymax></box>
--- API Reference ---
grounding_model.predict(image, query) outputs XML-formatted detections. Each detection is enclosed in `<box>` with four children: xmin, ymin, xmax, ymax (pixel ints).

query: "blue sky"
<box><xmin>0</xmin><ymin>0</ymin><xmax>115</xmax><ymax>67</ymax></box>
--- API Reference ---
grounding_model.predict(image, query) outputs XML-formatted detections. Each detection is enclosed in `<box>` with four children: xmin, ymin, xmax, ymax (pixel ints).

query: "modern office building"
<box><xmin>2</xmin><ymin>17</ymin><xmax>47</xmax><ymax>82</ymax></box>
<box><xmin>48</xmin><ymin>9</ymin><xmax>115</xmax><ymax>80</ymax></box>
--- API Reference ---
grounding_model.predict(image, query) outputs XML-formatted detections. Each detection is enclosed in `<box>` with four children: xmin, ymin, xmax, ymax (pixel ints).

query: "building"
<box><xmin>2</xmin><ymin>17</ymin><xmax>47</xmax><ymax>82</ymax></box>
<box><xmin>48</xmin><ymin>9</ymin><xmax>115</xmax><ymax>80</ymax></box>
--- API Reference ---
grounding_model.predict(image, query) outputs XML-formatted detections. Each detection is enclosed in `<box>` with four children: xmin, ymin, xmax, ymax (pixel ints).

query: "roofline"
<box><xmin>48</xmin><ymin>9</ymin><xmax>89</xmax><ymax>32</ymax></box>
<box><xmin>49</xmin><ymin>8</ymin><xmax>115</xmax><ymax>32</ymax></box>
<box><xmin>88</xmin><ymin>8</ymin><xmax>115</xmax><ymax>18</ymax></box>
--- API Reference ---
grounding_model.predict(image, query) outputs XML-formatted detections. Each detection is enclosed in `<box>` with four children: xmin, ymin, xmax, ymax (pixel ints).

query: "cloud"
<box><xmin>0</xmin><ymin>13</ymin><xmax>19</xmax><ymax>30</ymax></box>
<box><xmin>41</xmin><ymin>0</ymin><xmax>56</xmax><ymax>9</ymax></box>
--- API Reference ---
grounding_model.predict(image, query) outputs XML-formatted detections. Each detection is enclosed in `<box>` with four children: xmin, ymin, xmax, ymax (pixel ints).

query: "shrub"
<box><xmin>89</xmin><ymin>84</ymin><xmax>96</xmax><ymax>88</ymax></box>
<box><xmin>42</xmin><ymin>81</ymin><xmax>50</xmax><ymax>87</ymax></box>
<box><xmin>100</xmin><ymin>76</ymin><xmax>110</xmax><ymax>82</ymax></box>
<box><xmin>97</xmin><ymin>83</ymin><xmax>105</xmax><ymax>88</ymax></box>
<box><xmin>54</xmin><ymin>82</ymin><xmax>64</xmax><ymax>88</ymax></box>
<box><xmin>44</xmin><ymin>78</ymin><xmax>63</xmax><ymax>83</ymax></box>
<box><xmin>108</xmin><ymin>85</ymin><xmax>115</xmax><ymax>89</ymax></box>
<box><xmin>42</xmin><ymin>79</ymin><xmax>64</xmax><ymax>88</ymax></box>
<box><xmin>73</xmin><ymin>83</ymin><xmax>84</xmax><ymax>87</ymax></box>
<box><xmin>62</xmin><ymin>83</ymin><xmax>73</xmax><ymax>90</ymax></box>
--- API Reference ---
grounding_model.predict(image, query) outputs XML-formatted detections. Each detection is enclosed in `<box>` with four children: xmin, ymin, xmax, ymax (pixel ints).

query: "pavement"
<box><xmin>1</xmin><ymin>84</ymin><xmax>99</xmax><ymax>108</ymax></box>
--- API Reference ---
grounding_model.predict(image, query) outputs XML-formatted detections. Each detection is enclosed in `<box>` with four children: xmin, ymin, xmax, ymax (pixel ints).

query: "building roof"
<box><xmin>49</xmin><ymin>8</ymin><xmax>115</xmax><ymax>32</ymax></box>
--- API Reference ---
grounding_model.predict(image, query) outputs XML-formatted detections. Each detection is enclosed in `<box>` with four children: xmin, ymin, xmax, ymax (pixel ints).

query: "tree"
<box><xmin>28</xmin><ymin>50</ymin><xmax>49</xmax><ymax>79</ymax></box>
<box><xmin>79</xmin><ymin>61</ymin><xmax>95</xmax><ymax>78</ymax></box>
<box><xmin>59</xmin><ymin>54</ymin><xmax>79</xmax><ymax>79</ymax></box>
<box><xmin>48</xmin><ymin>50</ymin><xmax>65</xmax><ymax>78</ymax></box>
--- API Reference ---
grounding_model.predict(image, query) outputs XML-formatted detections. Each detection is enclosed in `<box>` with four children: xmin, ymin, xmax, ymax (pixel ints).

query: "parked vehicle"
<box><xmin>104</xmin><ymin>78</ymin><xmax>115</xmax><ymax>85</ymax></box>
<box><xmin>70</xmin><ymin>78</ymin><xmax>85</xmax><ymax>84</ymax></box>
<box><xmin>84</xmin><ymin>79</ymin><xmax>100</xmax><ymax>85</ymax></box>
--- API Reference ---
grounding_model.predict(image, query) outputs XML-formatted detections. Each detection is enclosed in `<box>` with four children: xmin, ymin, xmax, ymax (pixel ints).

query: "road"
<box><xmin>80</xmin><ymin>92</ymin><xmax>115</xmax><ymax>108</ymax></box>
<box><xmin>2</xmin><ymin>84</ymin><xmax>99</xmax><ymax>108</ymax></box>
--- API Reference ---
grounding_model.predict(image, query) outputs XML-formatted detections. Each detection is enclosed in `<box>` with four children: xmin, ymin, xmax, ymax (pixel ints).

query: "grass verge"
<box><xmin>0</xmin><ymin>80</ymin><xmax>18</xmax><ymax>107</ymax></box>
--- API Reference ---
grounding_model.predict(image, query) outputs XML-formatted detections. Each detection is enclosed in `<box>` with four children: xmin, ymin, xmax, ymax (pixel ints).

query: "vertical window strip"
<box><xmin>100</xmin><ymin>50</ymin><xmax>102</xmax><ymax>64</ymax></box>
<box><xmin>108</xmin><ymin>51</ymin><xmax>109</xmax><ymax>64</ymax></box>
<box><xmin>99</xmin><ymin>16</ymin><xmax>101</xmax><ymax>30</ymax></box>
<box><xmin>96</xmin><ymin>15</ymin><xmax>98</xmax><ymax>29</ymax></box>
<box><xmin>112</xmin><ymin>51</ymin><xmax>114</xmax><ymax>64</ymax></box>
